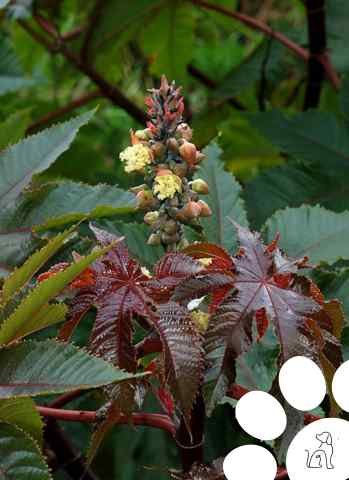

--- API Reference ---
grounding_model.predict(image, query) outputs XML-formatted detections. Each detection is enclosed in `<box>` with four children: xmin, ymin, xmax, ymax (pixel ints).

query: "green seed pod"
<box><xmin>190</xmin><ymin>179</ymin><xmax>209</xmax><ymax>194</ymax></box>
<box><xmin>163</xmin><ymin>219</ymin><xmax>178</xmax><ymax>235</ymax></box>
<box><xmin>147</xmin><ymin>233</ymin><xmax>162</xmax><ymax>246</ymax></box>
<box><xmin>144</xmin><ymin>211</ymin><xmax>160</xmax><ymax>225</ymax></box>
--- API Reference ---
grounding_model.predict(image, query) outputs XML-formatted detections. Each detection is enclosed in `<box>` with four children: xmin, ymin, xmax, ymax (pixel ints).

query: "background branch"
<box><xmin>303</xmin><ymin>0</ymin><xmax>328</xmax><ymax>109</ymax></box>
<box><xmin>18</xmin><ymin>19</ymin><xmax>147</xmax><ymax>125</ymax></box>
<box><xmin>26</xmin><ymin>90</ymin><xmax>102</xmax><ymax>134</ymax></box>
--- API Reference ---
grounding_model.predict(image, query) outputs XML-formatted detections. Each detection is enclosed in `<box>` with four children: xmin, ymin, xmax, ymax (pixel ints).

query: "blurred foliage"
<box><xmin>1</xmin><ymin>0</ymin><xmax>349</xmax><ymax>478</ymax></box>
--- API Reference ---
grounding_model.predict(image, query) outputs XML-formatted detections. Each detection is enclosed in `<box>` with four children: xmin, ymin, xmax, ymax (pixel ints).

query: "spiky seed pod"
<box><xmin>134</xmin><ymin>129</ymin><xmax>151</xmax><ymax>141</ymax></box>
<box><xmin>177</xmin><ymin>122</ymin><xmax>193</xmax><ymax>141</ymax></box>
<box><xmin>176</xmin><ymin>201</ymin><xmax>202</xmax><ymax>221</ymax></box>
<box><xmin>190</xmin><ymin>179</ymin><xmax>209</xmax><ymax>194</ymax></box>
<box><xmin>136</xmin><ymin>190</ymin><xmax>156</xmax><ymax>209</ymax></box>
<box><xmin>173</xmin><ymin>163</ymin><xmax>188</xmax><ymax>178</ymax></box>
<box><xmin>179</xmin><ymin>141</ymin><xmax>197</xmax><ymax>167</ymax></box>
<box><xmin>198</xmin><ymin>200</ymin><xmax>212</xmax><ymax>217</ymax></box>
<box><xmin>144</xmin><ymin>211</ymin><xmax>160</xmax><ymax>225</ymax></box>
<box><xmin>167</xmin><ymin>138</ymin><xmax>179</xmax><ymax>152</ymax></box>
<box><xmin>151</xmin><ymin>141</ymin><xmax>166</xmax><ymax>158</ymax></box>
<box><xmin>163</xmin><ymin>219</ymin><xmax>178</xmax><ymax>235</ymax></box>
<box><xmin>161</xmin><ymin>232</ymin><xmax>181</xmax><ymax>245</ymax></box>
<box><xmin>147</xmin><ymin>233</ymin><xmax>162</xmax><ymax>246</ymax></box>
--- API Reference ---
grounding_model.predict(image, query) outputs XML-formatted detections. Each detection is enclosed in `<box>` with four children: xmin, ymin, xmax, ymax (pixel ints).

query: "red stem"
<box><xmin>191</xmin><ymin>0</ymin><xmax>340</xmax><ymax>91</ymax></box>
<box><xmin>191</xmin><ymin>0</ymin><xmax>309</xmax><ymax>61</ymax></box>
<box><xmin>37</xmin><ymin>406</ymin><xmax>175</xmax><ymax>435</ymax></box>
<box><xmin>26</xmin><ymin>90</ymin><xmax>102</xmax><ymax>134</ymax></box>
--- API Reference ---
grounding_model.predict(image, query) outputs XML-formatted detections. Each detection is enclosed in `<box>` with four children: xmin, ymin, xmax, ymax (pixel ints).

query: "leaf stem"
<box><xmin>37</xmin><ymin>406</ymin><xmax>176</xmax><ymax>435</ymax></box>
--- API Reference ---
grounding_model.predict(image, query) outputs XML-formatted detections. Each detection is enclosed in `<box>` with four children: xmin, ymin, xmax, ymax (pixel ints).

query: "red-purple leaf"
<box><xmin>156</xmin><ymin>302</ymin><xmax>204</xmax><ymax>425</ymax></box>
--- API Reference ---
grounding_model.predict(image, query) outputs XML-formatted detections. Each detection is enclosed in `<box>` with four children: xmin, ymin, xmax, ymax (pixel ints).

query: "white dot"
<box><xmin>223</xmin><ymin>445</ymin><xmax>277</xmax><ymax>480</ymax></box>
<box><xmin>278</xmin><ymin>356</ymin><xmax>326</xmax><ymax>411</ymax></box>
<box><xmin>332</xmin><ymin>360</ymin><xmax>349</xmax><ymax>412</ymax></box>
<box><xmin>235</xmin><ymin>391</ymin><xmax>287</xmax><ymax>441</ymax></box>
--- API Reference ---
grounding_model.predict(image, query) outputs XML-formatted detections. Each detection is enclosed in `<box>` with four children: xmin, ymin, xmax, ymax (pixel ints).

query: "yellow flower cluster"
<box><xmin>191</xmin><ymin>310</ymin><xmax>210</xmax><ymax>333</ymax></box>
<box><xmin>119</xmin><ymin>144</ymin><xmax>151</xmax><ymax>173</ymax></box>
<box><xmin>153</xmin><ymin>174</ymin><xmax>182</xmax><ymax>200</ymax></box>
<box><xmin>198</xmin><ymin>257</ymin><xmax>213</xmax><ymax>267</ymax></box>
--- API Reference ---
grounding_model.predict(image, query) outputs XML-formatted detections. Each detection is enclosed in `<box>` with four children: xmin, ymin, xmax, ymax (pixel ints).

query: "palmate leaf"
<box><xmin>61</xmin><ymin>226</ymin><xmax>204</xmax><ymax>422</ymax></box>
<box><xmin>157</xmin><ymin>302</ymin><xmax>204</xmax><ymax>422</ymax></box>
<box><xmin>264</xmin><ymin>205</ymin><xmax>349</xmax><ymax>265</ymax></box>
<box><xmin>0</xmin><ymin>339</ymin><xmax>145</xmax><ymax>399</ymax></box>
<box><xmin>0</xmin><ymin>422</ymin><xmax>52</xmax><ymax>480</ymax></box>
<box><xmin>0</xmin><ymin>109</ymin><xmax>95</xmax><ymax>210</ymax></box>
<box><xmin>203</xmin><ymin>223</ymin><xmax>322</xmax><ymax>413</ymax></box>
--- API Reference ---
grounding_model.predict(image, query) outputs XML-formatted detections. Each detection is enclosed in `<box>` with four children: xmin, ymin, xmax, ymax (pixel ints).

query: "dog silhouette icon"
<box><xmin>305</xmin><ymin>432</ymin><xmax>334</xmax><ymax>470</ymax></box>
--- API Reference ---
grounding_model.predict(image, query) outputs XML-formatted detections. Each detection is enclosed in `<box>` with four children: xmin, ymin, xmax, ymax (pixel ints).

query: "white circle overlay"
<box><xmin>332</xmin><ymin>360</ymin><xmax>349</xmax><ymax>412</ymax></box>
<box><xmin>223</xmin><ymin>445</ymin><xmax>277</xmax><ymax>480</ymax></box>
<box><xmin>287</xmin><ymin>418</ymin><xmax>349</xmax><ymax>480</ymax></box>
<box><xmin>235</xmin><ymin>391</ymin><xmax>287</xmax><ymax>440</ymax></box>
<box><xmin>279</xmin><ymin>356</ymin><xmax>326</xmax><ymax>411</ymax></box>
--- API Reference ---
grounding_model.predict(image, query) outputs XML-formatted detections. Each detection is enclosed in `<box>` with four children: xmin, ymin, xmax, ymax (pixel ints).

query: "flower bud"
<box><xmin>198</xmin><ymin>200</ymin><xmax>212</xmax><ymax>217</ymax></box>
<box><xmin>147</xmin><ymin>233</ymin><xmax>162</xmax><ymax>246</ymax></box>
<box><xmin>167</xmin><ymin>138</ymin><xmax>179</xmax><ymax>152</ymax></box>
<box><xmin>151</xmin><ymin>141</ymin><xmax>166</xmax><ymax>158</ymax></box>
<box><xmin>179</xmin><ymin>141</ymin><xmax>197</xmax><ymax>166</ymax></box>
<box><xmin>173</xmin><ymin>163</ymin><xmax>188</xmax><ymax>178</ymax></box>
<box><xmin>161</xmin><ymin>232</ymin><xmax>180</xmax><ymax>245</ymax></box>
<box><xmin>176</xmin><ymin>201</ymin><xmax>202</xmax><ymax>221</ymax></box>
<box><xmin>177</xmin><ymin>123</ymin><xmax>193</xmax><ymax>141</ymax></box>
<box><xmin>144</xmin><ymin>211</ymin><xmax>160</xmax><ymax>225</ymax></box>
<box><xmin>135</xmin><ymin>129</ymin><xmax>151</xmax><ymax>141</ymax></box>
<box><xmin>136</xmin><ymin>190</ymin><xmax>155</xmax><ymax>209</ymax></box>
<box><xmin>163</xmin><ymin>219</ymin><xmax>178</xmax><ymax>235</ymax></box>
<box><xmin>190</xmin><ymin>179</ymin><xmax>209</xmax><ymax>194</ymax></box>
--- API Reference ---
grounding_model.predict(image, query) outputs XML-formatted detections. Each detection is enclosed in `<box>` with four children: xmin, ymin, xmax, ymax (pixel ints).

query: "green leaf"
<box><xmin>0</xmin><ymin>37</ymin><xmax>36</xmax><ymax>95</ymax></box>
<box><xmin>250</xmin><ymin>110</ymin><xmax>349</xmax><ymax>169</ymax></box>
<box><xmin>1</xmin><ymin>225</ymin><xmax>76</xmax><ymax>305</ymax></box>
<box><xmin>0</xmin><ymin>422</ymin><xmax>51</xmax><ymax>480</ymax></box>
<box><xmin>244</xmin><ymin>160</ymin><xmax>349</xmax><ymax>229</ymax></box>
<box><xmin>96</xmin><ymin>220</ymin><xmax>164</xmax><ymax>266</ymax></box>
<box><xmin>0</xmin><ymin>180</ymin><xmax>135</xmax><ymax>272</ymax></box>
<box><xmin>215</xmin><ymin>39</ymin><xmax>286</xmax><ymax>100</ymax></box>
<box><xmin>31</xmin><ymin>181</ymin><xmax>136</xmax><ymax>231</ymax></box>
<box><xmin>0</xmin><ymin>109</ymin><xmax>95</xmax><ymax>210</ymax></box>
<box><xmin>327</xmin><ymin>0</ymin><xmax>349</xmax><ymax>72</ymax></box>
<box><xmin>0</xmin><ymin>243</ymin><xmax>114</xmax><ymax>345</ymax></box>
<box><xmin>0</xmin><ymin>398</ymin><xmax>43</xmax><ymax>446</ymax></box>
<box><xmin>196</xmin><ymin>143</ymin><xmax>248</xmax><ymax>251</ymax></box>
<box><xmin>141</xmin><ymin>1</ymin><xmax>197</xmax><ymax>82</ymax></box>
<box><xmin>0</xmin><ymin>303</ymin><xmax>67</xmax><ymax>346</ymax></box>
<box><xmin>0</xmin><ymin>339</ymin><xmax>146</xmax><ymax>399</ymax></box>
<box><xmin>264</xmin><ymin>205</ymin><xmax>349</xmax><ymax>264</ymax></box>
<box><xmin>323</xmin><ymin>268</ymin><xmax>349</xmax><ymax>320</ymax></box>
<box><xmin>0</xmin><ymin>109</ymin><xmax>32</xmax><ymax>151</ymax></box>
